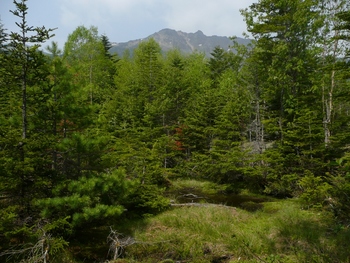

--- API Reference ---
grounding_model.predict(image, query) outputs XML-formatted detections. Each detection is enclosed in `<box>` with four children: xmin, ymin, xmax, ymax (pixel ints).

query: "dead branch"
<box><xmin>0</xmin><ymin>236</ymin><xmax>50</xmax><ymax>263</ymax></box>
<box><xmin>107</xmin><ymin>227</ymin><xmax>135</xmax><ymax>260</ymax></box>
<box><xmin>0</xmin><ymin>226</ymin><xmax>50</xmax><ymax>263</ymax></box>
<box><xmin>182</xmin><ymin>193</ymin><xmax>199</xmax><ymax>198</ymax></box>
<box><xmin>178</xmin><ymin>192</ymin><xmax>208</xmax><ymax>201</ymax></box>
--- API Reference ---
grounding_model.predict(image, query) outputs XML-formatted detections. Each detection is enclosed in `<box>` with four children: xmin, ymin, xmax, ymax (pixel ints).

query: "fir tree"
<box><xmin>0</xmin><ymin>0</ymin><xmax>55</xmax><ymax>251</ymax></box>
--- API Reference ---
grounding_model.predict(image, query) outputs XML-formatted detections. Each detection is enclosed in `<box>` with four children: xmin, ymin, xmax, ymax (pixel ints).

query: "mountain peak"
<box><xmin>157</xmin><ymin>28</ymin><xmax>178</xmax><ymax>35</ymax></box>
<box><xmin>194</xmin><ymin>30</ymin><xmax>204</xmax><ymax>35</ymax></box>
<box><xmin>110</xmin><ymin>29</ymin><xmax>250</xmax><ymax>57</ymax></box>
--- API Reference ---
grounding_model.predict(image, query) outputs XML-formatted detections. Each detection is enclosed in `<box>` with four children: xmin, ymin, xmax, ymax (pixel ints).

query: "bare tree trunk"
<box><xmin>89</xmin><ymin>64</ymin><xmax>93</xmax><ymax>104</ymax></box>
<box><xmin>22</xmin><ymin>64</ymin><xmax>27</xmax><ymax>140</ymax></box>
<box><xmin>321</xmin><ymin>0</ymin><xmax>347</xmax><ymax>146</ymax></box>
<box><xmin>323</xmin><ymin>31</ymin><xmax>338</xmax><ymax>147</ymax></box>
<box><xmin>279</xmin><ymin>88</ymin><xmax>284</xmax><ymax>144</ymax></box>
<box><xmin>163</xmin><ymin>114</ymin><xmax>167</xmax><ymax>168</ymax></box>
<box><xmin>21</xmin><ymin>11</ymin><xmax>27</xmax><ymax>141</ymax></box>
<box><xmin>309</xmin><ymin>116</ymin><xmax>313</xmax><ymax>158</ymax></box>
<box><xmin>255</xmin><ymin>99</ymin><xmax>265</xmax><ymax>153</ymax></box>
<box><xmin>52</xmin><ymin>71</ymin><xmax>58</xmax><ymax>171</ymax></box>
<box><xmin>20</xmin><ymin>57</ymin><xmax>26</xmax><ymax>202</ymax></box>
<box><xmin>20</xmin><ymin>7</ymin><xmax>28</xmax><ymax>208</ymax></box>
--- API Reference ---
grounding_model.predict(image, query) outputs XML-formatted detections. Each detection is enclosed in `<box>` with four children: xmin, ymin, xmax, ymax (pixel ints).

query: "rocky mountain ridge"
<box><xmin>109</xmin><ymin>28</ymin><xmax>250</xmax><ymax>57</ymax></box>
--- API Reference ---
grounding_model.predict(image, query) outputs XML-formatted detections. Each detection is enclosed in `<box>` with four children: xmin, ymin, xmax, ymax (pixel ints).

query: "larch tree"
<box><xmin>63</xmin><ymin>26</ymin><xmax>108</xmax><ymax>106</ymax></box>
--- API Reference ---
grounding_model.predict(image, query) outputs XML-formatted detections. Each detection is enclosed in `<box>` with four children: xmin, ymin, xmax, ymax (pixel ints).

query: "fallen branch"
<box><xmin>182</xmin><ymin>193</ymin><xmax>199</xmax><ymax>198</ymax></box>
<box><xmin>178</xmin><ymin>192</ymin><xmax>208</xmax><ymax>201</ymax></box>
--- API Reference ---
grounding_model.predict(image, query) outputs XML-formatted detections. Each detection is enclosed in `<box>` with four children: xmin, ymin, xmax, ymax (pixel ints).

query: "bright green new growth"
<box><xmin>37</xmin><ymin>169</ymin><xmax>130</xmax><ymax>226</ymax></box>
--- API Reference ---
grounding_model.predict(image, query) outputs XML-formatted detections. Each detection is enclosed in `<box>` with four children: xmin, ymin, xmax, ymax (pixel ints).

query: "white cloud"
<box><xmin>59</xmin><ymin>0</ymin><xmax>159</xmax><ymax>29</ymax></box>
<box><xmin>58</xmin><ymin>0</ymin><xmax>255</xmax><ymax>42</ymax></box>
<box><xmin>60</xmin><ymin>0</ymin><xmax>108</xmax><ymax>27</ymax></box>
<box><xmin>59</xmin><ymin>0</ymin><xmax>158</xmax><ymax>22</ymax></box>
<box><xmin>162</xmin><ymin>0</ymin><xmax>255</xmax><ymax>37</ymax></box>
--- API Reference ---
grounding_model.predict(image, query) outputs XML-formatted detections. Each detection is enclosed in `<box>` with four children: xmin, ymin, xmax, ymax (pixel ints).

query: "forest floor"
<box><xmin>58</xmin><ymin>179</ymin><xmax>350</xmax><ymax>263</ymax></box>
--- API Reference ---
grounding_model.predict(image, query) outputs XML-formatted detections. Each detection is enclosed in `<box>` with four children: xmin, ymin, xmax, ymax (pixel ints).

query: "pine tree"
<box><xmin>37</xmin><ymin>168</ymin><xmax>131</xmax><ymax>228</ymax></box>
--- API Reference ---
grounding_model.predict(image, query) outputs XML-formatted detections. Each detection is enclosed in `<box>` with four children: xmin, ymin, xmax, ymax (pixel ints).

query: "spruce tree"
<box><xmin>1</xmin><ymin>0</ymin><xmax>54</xmax><ymax>206</ymax></box>
<box><xmin>0</xmin><ymin>0</ymin><xmax>55</xmax><ymax>251</ymax></box>
<box><xmin>9</xmin><ymin>0</ymin><xmax>55</xmax><ymax>140</ymax></box>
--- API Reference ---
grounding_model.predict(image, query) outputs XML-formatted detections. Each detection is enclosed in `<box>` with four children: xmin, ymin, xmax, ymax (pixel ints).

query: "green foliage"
<box><xmin>56</xmin><ymin>132</ymin><xmax>109</xmax><ymax>176</ymax></box>
<box><xmin>299</xmin><ymin>171</ymin><xmax>332</xmax><ymax>208</ymax></box>
<box><xmin>63</xmin><ymin>25</ymin><xmax>115</xmax><ymax>106</ymax></box>
<box><xmin>0</xmin><ymin>206</ymin><xmax>20</xmax><ymax>243</ymax></box>
<box><xmin>127</xmin><ymin>184</ymin><xmax>169</xmax><ymax>216</ymax></box>
<box><xmin>43</xmin><ymin>216</ymin><xmax>73</xmax><ymax>238</ymax></box>
<box><xmin>327</xmin><ymin>174</ymin><xmax>350</xmax><ymax>218</ymax></box>
<box><xmin>37</xmin><ymin>169</ymin><xmax>130</xmax><ymax>227</ymax></box>
<box><xmin>323</xmin><ymin>153</ymin><xmax>350</xmax><ymax>220</ymax></box>
<box><xmin>336</xmin><ymin>9</ymin><xmax>350</xmax><ymax>58</ymax></box>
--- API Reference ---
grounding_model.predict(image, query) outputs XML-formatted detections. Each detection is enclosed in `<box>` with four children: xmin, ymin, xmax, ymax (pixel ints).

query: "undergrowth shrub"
<box><xmin>298</xmin><ymin>170</ymin><xmax>332</xmax><ymax>209</ymax></box>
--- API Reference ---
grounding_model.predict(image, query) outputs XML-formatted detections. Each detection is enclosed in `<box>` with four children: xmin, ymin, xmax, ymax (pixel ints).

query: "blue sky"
<box><xmin>1</xmin><ymin>0</ymin><xmax>256</xmax><ymax>49</ymax></box>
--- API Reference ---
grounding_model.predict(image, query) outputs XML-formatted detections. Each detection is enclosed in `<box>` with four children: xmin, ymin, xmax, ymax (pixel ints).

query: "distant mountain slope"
<box><xmin>109</xmin><ymin>28</ymin><xmax>250</xmax><ymax>57</ymax></box>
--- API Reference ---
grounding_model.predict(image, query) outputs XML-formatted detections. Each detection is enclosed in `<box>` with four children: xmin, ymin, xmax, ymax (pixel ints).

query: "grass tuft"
<box><xmin>120</xmin><ymin>199</ymin><xmax>350</xmax><ymax>262</ymax></box>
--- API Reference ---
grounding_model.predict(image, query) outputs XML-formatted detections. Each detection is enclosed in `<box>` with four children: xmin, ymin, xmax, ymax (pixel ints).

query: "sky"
<box><xmin>0</xmin><ymin>0</ymin><xmax>256</xmax><ymax>49</ymax></box>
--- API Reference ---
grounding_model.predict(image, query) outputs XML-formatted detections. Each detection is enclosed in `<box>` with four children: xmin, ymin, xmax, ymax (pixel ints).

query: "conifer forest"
<box><xmin>1</xmin><ymin>0</ymin><xmax>350</xmax><ymax>262</ymax></box>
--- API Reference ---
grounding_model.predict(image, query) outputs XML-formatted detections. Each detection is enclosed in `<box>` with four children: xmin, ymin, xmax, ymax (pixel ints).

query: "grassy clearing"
<box><xmin>116</xmin><ymin>199</ymin><xmax>350</xmax><ymax>263</ymax></box>
<box><xmin>50</xmin><ymin>179</ymin><xmax>350</xmax><ymax>262</ymax></box>
<box><xmin>168</xmin><ymin>178</ymin><xmax>230</xmax><ymax>195</ymax></box>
